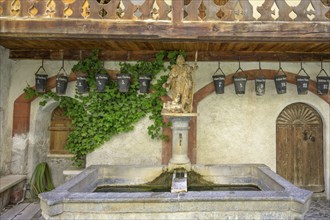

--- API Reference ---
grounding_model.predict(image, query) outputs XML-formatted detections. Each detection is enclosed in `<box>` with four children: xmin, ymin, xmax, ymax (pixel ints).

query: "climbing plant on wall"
<box><xmin>24</xmin><ymin>49</ymin><xmax>185</xmax><ymax>167</ymax></box>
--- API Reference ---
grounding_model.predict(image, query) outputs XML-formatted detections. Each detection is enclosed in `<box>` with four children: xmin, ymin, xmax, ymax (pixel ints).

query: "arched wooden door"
<box><xmin>49</xmin><ymin>107</ymin><xmax>71</xmax><ymax>154</ymax></box>
<box><xmin>276</xmin><ymin>103</ymin><xmax>324</xmax><ymax>192</ymax></box>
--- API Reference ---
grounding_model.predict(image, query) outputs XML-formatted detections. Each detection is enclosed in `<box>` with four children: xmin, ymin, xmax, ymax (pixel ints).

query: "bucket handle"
<box><xmin>317</xmin><ymin>58</ymin><xmax>329</xmax><ymax>77</ymax></box>
<box><xmin>297</xmin><ymin>59</ymin><xmax>309</xmax><ymax>77</ymax></box>
<box><xmin>57</xmin><ymin>58</ymin><xmax>68</xmax><ymax>77</ymax></box>
<box><xmin>213</xmin><ymin>61</ymin><xmax>226</xmax><ymax>76</ymax></box>
<box><xmin>275</xmin><ymin>59</ymin><xmax>286</xmax><ymax>76</ymax></box>
<box><xmin>255</xmin><ymin>58</ymin><xmax>265</xmax><ymax>79</ymax></box>
<box><xmin>35</xmin><ymin>59</ymin><xmax>48</xmax><ymax>76</ymax></box>
<box><xmin>233</xmin><ymin>57</ymin><xmax>247</xmax><ymax>77</ymax></box>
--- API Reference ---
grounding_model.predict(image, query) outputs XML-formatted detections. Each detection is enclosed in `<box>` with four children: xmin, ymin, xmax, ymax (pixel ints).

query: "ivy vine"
<box><xmin>24</xmin><ymin>49</ymin><xmax>184</xmax><ymax>167</ymax></box>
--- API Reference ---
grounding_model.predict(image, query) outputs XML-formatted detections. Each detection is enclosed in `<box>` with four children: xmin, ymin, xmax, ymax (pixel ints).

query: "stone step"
<box><xmin>0</xmin><ymin>202</ymin><xmax>40</xmax><ymax>220</ymax></box>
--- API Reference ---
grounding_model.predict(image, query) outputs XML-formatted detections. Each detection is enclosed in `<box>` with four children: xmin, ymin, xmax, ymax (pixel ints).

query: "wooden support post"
<box><xmin>172</xmin><ymin>0</ymin><xmax>184</xmax><ymax>25</ymax></box>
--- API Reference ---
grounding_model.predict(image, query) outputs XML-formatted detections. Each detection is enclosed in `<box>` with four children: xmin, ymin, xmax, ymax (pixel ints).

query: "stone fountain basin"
<box><xmin>39</xmin><ymin>164</ymin><xmax>312</xmax><ymax>220</ymax></box>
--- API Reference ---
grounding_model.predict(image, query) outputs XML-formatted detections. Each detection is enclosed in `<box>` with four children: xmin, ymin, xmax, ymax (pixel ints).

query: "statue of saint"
<box><xmin>163</xmin><ymin>55</ymin><xmax>196</xmax><ymax>113</ymax></box>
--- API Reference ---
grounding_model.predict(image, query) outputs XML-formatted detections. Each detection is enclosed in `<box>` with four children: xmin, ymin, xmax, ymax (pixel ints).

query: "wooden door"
<box><xmin>276</xmin><ymin>103</ymin><xmax>324</xmax><ymax>192</ymax></box>
<box><xmin>49</xmin><ymin>107</ymin><xmax>71</xmax><ymax>154</ymax></box>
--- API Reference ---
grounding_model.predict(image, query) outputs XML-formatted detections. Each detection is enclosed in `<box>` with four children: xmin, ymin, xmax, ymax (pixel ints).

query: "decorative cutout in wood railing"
<box><xmin>183</xmin><ymin>0</ymin><xmax>330</xmax><ymax>21</ymax></box>
<box><xmin>46</xmin><ymin>0</ymin><xmax>56</xmax><ymax>17</ymax></box>
<box><xmin>81</xmin><ymin>0</ymin><xmax>90</xmax><ymax>19</ymax></box>
<box><xmin>0</xmin><ymin>0</ymin><xmax>172</xmax><ymax>20</ymax></box>
<box><xmin>11</xmin><ymin>0</ymin><xmax>21</xmax><ymax>16</ymax></box>
<box><xmin>0</xmin><ymin>0</ymin><xmax>4</xmax><ymax>16</ymax></box>
<box><xmin>0</xmin><ymin>0</ymin><xmax>328</xmax><ymax>21</ymax></box>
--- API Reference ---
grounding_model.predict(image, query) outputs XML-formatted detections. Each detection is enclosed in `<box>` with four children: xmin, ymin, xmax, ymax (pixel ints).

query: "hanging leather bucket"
<box><xmin>274</xmin><ymin>62</ymin><xmax>287</xmax><ymax>94</ymax></box>
<box><xmin>56</xmin><ymin>60</ymin><xmax>68</xmax><ymax>95</ymax></box>
<box><xmin>255</xmin><ymin>76</ymin><xmax>266</xmax><ymax>96</ymax></box>
<box><xmin>212</xmin><ymin>61</ymin><xmax>226</xmax><ymax>94</ymax></box>
<box><xmin>56</xmin><ymin>75</ymin><xmax>68</xmax><ymax>95</ymax></box>
<box><xmin>117</xmin><ymin>73</ymin><xmax>131</xmax><ymax>93</ymax></box>
<box><xmin>255</xmin><ymin>60</ymin><xmax>265</xmax><ymax>96</ymax></box>
<box><xmin>233</xmin><ymin>62</ymin><xmax>247</xmax><ymax>95</ymax></box>
<box><xmin>296</xmin><ymin>75</ymin><xmax>310</xmax><ymax>95</ymax></box>
<box><xmin>139</xmin><ymin>74</ymin><xmax>152</xmax><ymax>94</ymax></box>
<box><xmin>317</xmin><ymin>76</ymin><xmax>329</xmax><ymax>95</ymax></box>
<box><xmin>76</xmin><ymin>72</ymin><xmax>89</xmax><ymax>94</ymax></box>
<box><xmin>274</xmin><ymin>74</ymin><xmax>287</xmax><ymax>94</ymax></box>
<box><xmin>35</xmin><ymin>60</ymin><xmax>48</xmax><ymax>93</ymax></box>
<box><xmin>95</xmin><ymin>73</ymin><xmax>109</xmax><ymax>92</ymax></box>
<box><xmin>295</xmin><ymin>61</ymin><xmax>310</xmax><ymax>95</ymax></box>
<box><xmin>316</xmin><ymin>60</ymin><xmax>329</xmax><ymax>95</ymax></box>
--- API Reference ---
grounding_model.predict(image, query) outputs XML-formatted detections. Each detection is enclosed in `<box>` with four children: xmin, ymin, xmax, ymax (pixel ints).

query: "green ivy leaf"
<box><xmin>24</xmin><ymin>49</ymin><xmax>179</xmax><ymax>167</ymax></box>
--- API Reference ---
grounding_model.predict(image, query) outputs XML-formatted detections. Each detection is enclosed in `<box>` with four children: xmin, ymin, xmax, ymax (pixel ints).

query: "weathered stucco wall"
<box><xmin>7</xmin><ymin>60</ymin><xmax>79</xmax><ymax>185</ymax></box>
<box><xmin>197</xmin><ymin>83</ymin><xmax>329</xmax><ymax>167</ymax></box>
<box><xmin>0</xmin><ymin>46</ymin><xmax>14</xmax><ymax>176</ymax></box>
<box><xmin>1</xmin><ymin>53</ymin><xmax>329</xmax><ymax>195</ymax></box>
<box><xmin>194</xmin><ymin>61</ymin><xmax>329</xmax><ymax>169</ymax></box>
<box><xmin>193</xmin><ymin>61</ymin><xmax>330</xmax><ymax>199</ymax></box>
<box><xmin>86</xmin><ymin>116</ymin><xmax>162</xmax><ymax>166</ymax></box>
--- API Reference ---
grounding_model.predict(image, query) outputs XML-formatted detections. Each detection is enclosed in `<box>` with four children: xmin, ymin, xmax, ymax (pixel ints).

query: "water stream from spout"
<box><xmin>171</xmin><ymin>169</ymin><xmax>187</xmax><ymax>193</ymax></box>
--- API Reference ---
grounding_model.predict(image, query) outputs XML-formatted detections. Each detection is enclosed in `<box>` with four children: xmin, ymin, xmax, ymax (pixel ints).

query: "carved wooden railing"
<box><xmin>1</xmin><ymin>0</ymin><xmax>329</xmax><ymax>61</ymax></box>
<box><xmin>0</xmin><ymin>0</ymin><xmax>329</xmax><ymax>22</ymax></box>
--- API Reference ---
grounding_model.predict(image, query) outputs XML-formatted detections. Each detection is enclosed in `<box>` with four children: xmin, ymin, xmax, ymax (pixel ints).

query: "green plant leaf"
<box><xmin>23</xmin><ymin>49</ymin><xmax>179</xmax><ymax>166</ymax></box>
<box><xmin>29</xmin><ymin>162</ymin><xmax>54</xmax><ymax>198</ymax></box>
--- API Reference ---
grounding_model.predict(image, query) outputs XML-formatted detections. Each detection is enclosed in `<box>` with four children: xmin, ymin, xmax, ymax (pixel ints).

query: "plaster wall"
<box><xmin>0</xmin><ymin>46</ymin><xmax>14</xmax><ymax>175</ymax></box>
<box><xmin>1</xmin><ymin>54</ymin><xmax>329</xmax><ymax>195</ymax></box>
<box><xmin>8</xmin><ymin>60</ymin><xmax>78</xmax><ymax>185</ymax></box>
<box><xmin>86</xmin><ymin>116</ymin><xmax>162</xmax><ymax>166</ymax></box>
<box><xmin>197</xmin><ymin>82</ymin><xmax>329</xmax><ymax>168</ymax></box>
<box><xmin>193</xmin><ymin>61</ymin><xmax>330</xmax><ymax>198</ymax></box>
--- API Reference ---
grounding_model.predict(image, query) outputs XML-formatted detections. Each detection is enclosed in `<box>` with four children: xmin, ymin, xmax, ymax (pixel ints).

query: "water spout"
<box><xmin>171</xmin><ymin>169</ymin><xmax>187</xmax><ymax>193</ymax></box>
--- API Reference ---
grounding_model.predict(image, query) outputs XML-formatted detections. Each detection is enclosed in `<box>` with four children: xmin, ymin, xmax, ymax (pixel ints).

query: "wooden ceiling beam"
<box><xmin>9</xmin><ymin>49</ymin><xmax>330</xmax><ymax>62</ymax></box>
<box><xmin>1</xmin><ymin>19</ymin><xmax>329</xmax><ymax>42</ymax></box>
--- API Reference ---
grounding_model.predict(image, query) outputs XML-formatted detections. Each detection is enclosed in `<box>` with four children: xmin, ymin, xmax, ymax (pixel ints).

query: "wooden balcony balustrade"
<box><xmin>1</xmin><ymin>0</ymin><xmax>329</xmax><ymax>22</ymax></box>
<box><xmin>0</xmin><ymin>0</ymin><xmax>329</xmax><ymax>61</ymax></box>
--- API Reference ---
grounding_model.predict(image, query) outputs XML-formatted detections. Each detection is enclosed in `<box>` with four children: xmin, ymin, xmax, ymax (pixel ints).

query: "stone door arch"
<box><xmin>276</xmin><ymin>102</ymin><xmax>324</xmax><ymax>192</ymax></box>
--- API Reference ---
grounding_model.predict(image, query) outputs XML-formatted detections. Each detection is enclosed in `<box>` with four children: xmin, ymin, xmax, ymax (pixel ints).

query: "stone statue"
<box><xmin>163</xmin><ymin>55</ymin><xmax>196</xmax><ymax>113</ymax></box>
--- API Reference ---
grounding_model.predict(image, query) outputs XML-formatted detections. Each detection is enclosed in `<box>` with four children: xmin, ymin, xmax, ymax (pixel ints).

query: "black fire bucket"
<box><xmin>35</xmin><ymin>60</ymin><xmax>48</xmax><ymax>93</ymax></box>
<box><xmin>316</xmin><ymin>60</ymin><xmax>330</xmax><ymax>95</ymax></box>
<box><xmin>56</xmin><ymin>60</ymin><xmax>69</xmax><ymax>95</ymax></box>
<box><xmin>76</xmin><ymin>73</ymin><xmax>89</xmax><ymax>94</ymax></box>
<box><xmin>255</xmin><ymin>76</ymin><xmax>266</xmax><ymax>96</ymax></box>
<box><xmin>213</xmin><ymin>74</ymin><xmax>225</xmax><ymax>94</ymax></box>
<box><xmin>56</xmin><ymin>75</ymin><xmax>68</xmax><ymax>95</ymax></box>
<box><xmin>95</xmin><ymin>74</ymin><xmax>109</xmax><ymax>92</ymax></box>
<box><xmin>212</xmin><ymin>62</ymin><xmax>226</xmax><ymax>94</ymax></box>
<box><xmin>296</xmin><ymin>75</ymin><xmax>310</xmax><ymax>95</ymax></box>
<box><xmin>233</xmin><ymin>62</ymin><xmax>247</xmax><ymax>95</ymax></box>
<box><xmin>317</xmin><ymin>76</ymin><xmax>329</xmax><ymax>95</ymax></box>
<box><xmin>117</xmin><ymin>74</ymin><xmax>131</xmax><ymax>93</ymax></box>
<box><xmin>296</xmin><ymin>63</ymin><xmax>310</xmax><ymax>95</ymax></box>
<box><xmin>274</xmin><ymin>75</ymin><xmax>287</xmax><ymax>94</ymax></box>
<box><xmin>233</xmin><ymin>76</ymin><xmax>247</xmax><ymax>94</ymax></box>
<box><xmin>139</xmin><ymin>75</ymin><xmax>152</xmax><ymax>93</ymax></box>
<box><xmin>274</xmin><ymin>67</ymin><xmax>287</xmax><ymax>94</ymax></box>
<box><xmin>35</xmin><ymin>74</ymin><xmax>48</xmax><ymax>93</ymax></box>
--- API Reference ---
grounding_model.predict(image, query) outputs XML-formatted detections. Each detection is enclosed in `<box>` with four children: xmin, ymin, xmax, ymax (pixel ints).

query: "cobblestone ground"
<box><xmin>304</xmin><ymin>197</ymin><xmax>330</xmax><ymax>220</ymax></box>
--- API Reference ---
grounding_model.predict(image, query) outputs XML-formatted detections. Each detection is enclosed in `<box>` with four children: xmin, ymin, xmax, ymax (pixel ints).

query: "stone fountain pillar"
<box><xmin>162</xmin><ymin>112</ymin><xmax>198</xmax><ymax>171</ymax></box>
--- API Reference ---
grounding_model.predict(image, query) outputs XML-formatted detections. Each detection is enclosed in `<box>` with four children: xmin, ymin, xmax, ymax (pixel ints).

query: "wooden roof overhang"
<box><xmin>0</xmin><ymin>0</ymin><xmax>329</xmax><ymax>61</ymax></box>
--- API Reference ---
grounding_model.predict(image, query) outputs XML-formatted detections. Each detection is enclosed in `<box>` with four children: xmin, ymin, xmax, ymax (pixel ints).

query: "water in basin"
<box><xmin>39</xmin><ymin>164</ymin><xmax>312</xmax><ymax>220</ymax></box>
<box><xmin>94</xmin><ymin>169</ymin><xmax>261</xmax><ymax>192</ymax></box>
